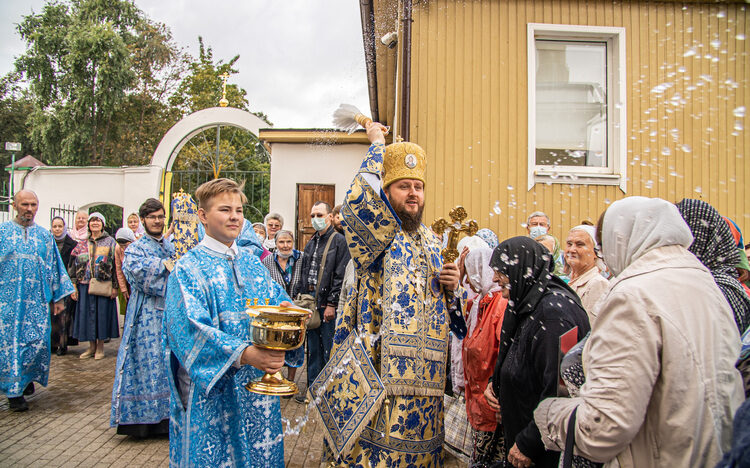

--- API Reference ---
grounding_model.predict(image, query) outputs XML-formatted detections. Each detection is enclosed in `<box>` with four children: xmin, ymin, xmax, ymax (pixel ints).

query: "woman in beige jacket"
<box><xmin>534</xmin><ymin>196</ymin><xmax>743</xmax><ymax>468</ymax></box>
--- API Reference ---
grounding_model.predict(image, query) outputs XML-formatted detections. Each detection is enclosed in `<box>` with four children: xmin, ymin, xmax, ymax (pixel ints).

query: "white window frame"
<box><xmin>527</xmin><ymin>23</ymin><xmax>627</xmax><ymax>192</ymax></box>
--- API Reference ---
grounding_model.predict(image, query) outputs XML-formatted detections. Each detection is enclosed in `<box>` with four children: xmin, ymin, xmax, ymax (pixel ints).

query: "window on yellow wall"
<box><xmin>527</xmin><ymin>24</ymin><xmax>627</xmax><ymax>192</ymax></box>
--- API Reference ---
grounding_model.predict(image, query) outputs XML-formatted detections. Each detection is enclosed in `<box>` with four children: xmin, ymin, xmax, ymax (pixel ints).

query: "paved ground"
<box><xmin>0</xmin><ymin>336</ymin><xmax>463</xmax><ymax>467</ymax></box>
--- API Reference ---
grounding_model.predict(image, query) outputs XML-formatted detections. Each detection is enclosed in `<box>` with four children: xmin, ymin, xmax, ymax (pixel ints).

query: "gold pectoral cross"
<box><xmin>431</xmin><ymin>206</ymin><xmax>479</xmax><ymax>263</ymax></box>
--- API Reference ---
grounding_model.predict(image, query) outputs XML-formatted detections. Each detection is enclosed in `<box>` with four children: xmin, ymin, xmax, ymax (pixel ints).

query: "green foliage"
<box><xmin>13</xmin><ymin>0</ymin><xmax>185</xmax><ymax>166</ymax></box>
<box><xmin>6</xmin><ymin>1</ymin><xmax>272</xmax><ymax>218</ymax></box>
<box><xmin>0</xmin><ymin>73</ymin><xmax>34</xmax><ymax>168</ymax></box>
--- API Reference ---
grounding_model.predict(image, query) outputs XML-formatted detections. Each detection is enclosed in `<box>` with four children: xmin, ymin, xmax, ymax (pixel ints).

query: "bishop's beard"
<box><xmin>393</xmin><ymin>204</ymin><xmax>424</xmax><ymax>233</ymax></box>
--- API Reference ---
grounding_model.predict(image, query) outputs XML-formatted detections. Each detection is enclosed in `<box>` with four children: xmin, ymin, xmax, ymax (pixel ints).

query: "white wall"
<box><xmin>268</xmin><ymin>142</ymin><xmax>369</xmax><ymax>232</ymax></box>
<box><xmin>11</xmin><ymin>165</ymin><xmax>163</xmax><ymax>229</ymax></box>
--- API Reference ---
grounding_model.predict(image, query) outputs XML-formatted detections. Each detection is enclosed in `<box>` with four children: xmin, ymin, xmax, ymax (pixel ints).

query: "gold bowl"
<box><xmin>244</xmin><ymin>303</ymin><xmax>310</xmax><ymax>396</ymax></box>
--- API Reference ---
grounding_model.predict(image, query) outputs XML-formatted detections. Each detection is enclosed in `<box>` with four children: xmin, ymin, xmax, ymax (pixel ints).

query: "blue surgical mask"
<box><xmin>529</xmin><ymin>225</ymin><xmax>548</xmax><ymax>239</ymax></box>
<box><xmin>311</xmin><ymin>217</ymin><xmax>328</xmax><ymax>232</ymax></box>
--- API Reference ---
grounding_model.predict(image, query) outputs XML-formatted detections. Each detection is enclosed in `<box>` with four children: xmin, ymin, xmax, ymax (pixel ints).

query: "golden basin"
<box><xmin>244</xmin><ymin>303</ymin><xmax>310</xmax><ymax>396</ymax></box>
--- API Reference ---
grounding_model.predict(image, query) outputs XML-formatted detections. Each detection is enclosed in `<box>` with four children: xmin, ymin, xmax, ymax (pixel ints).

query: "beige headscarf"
<box><xmin>602</xmin><ymin>196</ymin><xmax>693</xmax><ymax>277</ymax></box>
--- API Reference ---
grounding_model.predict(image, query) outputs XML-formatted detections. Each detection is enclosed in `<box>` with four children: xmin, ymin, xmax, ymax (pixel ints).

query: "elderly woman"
<box><xmin>676</xmin><ymin>198</ymin><xmax>750</xmax><ymax>334</ymax></box>
<box><xmin>534</xmin><ymin>197</ymin><xmax>743</xmax><ymax>468</ymax></box>
<box><xmin>261</xmin><ymin>230</ymin><xmax>305</xmax><ymax>386</ymax></box>
<box><xmin>263</xmin><ymin>212</ymin><xmax>284</xmax><ymax>252</ymax></box>
<box><xmin>462</xmin><ymin>247</ymin><xmax>507</xmax><ymax>467</ymax></box>
<box><xmin>536</xmin><ymin>234</ymin><xmax>567</xmax><ymax>279</ymax></box>
<box><xmin>483</xmin><ymin>237</ymin><xmax>590</xmax><ymax>468</ymax></box>
<box><xmin>564</xmin><ymin>225</ymin><xmax>609</xmax><ymax>319</ymax></box>
<box><xmin>70</xmin><ymin>210</ymin><xmax>89</xmax><ymax>242</ymax></box>
<box><xmin>126</xmin><ymin>213</ymin><xmax>145</xmax><ymax>239</ymax></box>
<box><xmin>69</xmin><ymin>213</ymin><xmax>119</xmax><ymax>360</ymax></box>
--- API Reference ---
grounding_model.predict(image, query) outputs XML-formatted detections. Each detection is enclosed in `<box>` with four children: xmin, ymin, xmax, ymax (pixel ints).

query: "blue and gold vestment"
<box><xmin>323</xmin><ymin>142</ymin><xmax>454</xmax><ymax>467</ymax></box>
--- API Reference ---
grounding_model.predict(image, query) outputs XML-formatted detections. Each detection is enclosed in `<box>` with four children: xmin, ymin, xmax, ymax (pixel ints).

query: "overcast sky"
<box><xmin>0</xmin><ymin>0</ymin><xmax>371</xmax><ymax>129</ymax></box>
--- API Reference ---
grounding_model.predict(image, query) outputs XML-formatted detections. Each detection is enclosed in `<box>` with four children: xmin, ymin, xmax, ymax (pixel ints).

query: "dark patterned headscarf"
<box><xmin>676</xmin><ymin>198</ymin><xmax>750</xmax><ymax>333</ymax></box>
<box><xmin>489</xmin><ymin>236</ymin><xmax>582</xmax><ymax>395</ymax></box>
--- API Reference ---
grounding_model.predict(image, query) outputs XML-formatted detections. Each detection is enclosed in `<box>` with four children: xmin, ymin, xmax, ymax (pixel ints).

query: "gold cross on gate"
<box><xmin>431</xmin><ymin>206</ymin><xmax>479</xmax><ymax>263</ymax></box>
<box><xmin>219</xmin><ymin>72</ymin><xmax>230</xmax><ymax>107</ymax></box>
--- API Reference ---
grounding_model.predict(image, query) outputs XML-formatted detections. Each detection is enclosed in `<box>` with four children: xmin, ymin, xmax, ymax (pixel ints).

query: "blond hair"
<box><xmin>195</xmin><ymin>178</ymin><xmax>248</xmax><ymax>210</ymax></box>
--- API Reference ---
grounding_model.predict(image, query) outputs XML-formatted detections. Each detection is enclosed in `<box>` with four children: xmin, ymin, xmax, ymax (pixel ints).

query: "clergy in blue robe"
<box><xmin>111</xmin><ymin>198</ymin><xmax>174</xmax><ymax>436</ymax></box>
<box><xmin>164</xmin><ymin>178</ymin><xmax>291</xmax><ymax>467</ymax></box>
<box><xmin>0</xmin><ymin>190</ymin><xmax>74</xmax><ymax>411</ymax></box>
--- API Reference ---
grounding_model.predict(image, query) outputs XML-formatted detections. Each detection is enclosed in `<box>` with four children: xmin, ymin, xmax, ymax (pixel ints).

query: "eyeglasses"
<box><xmin>145</xmin><ymin>215</ymin><xmax>166</xmax><ymax>221</ymax></box>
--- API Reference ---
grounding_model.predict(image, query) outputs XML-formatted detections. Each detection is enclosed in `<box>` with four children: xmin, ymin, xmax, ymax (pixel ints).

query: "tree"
<box><xmin>0</xmin><ymin>73</ymin><xmax>35</xmax><ymax>168</ymax></box>
<box><xmin>14</xmin><ymin>0</ymin><xmax>186</xmax><ymax>167</ymax></box>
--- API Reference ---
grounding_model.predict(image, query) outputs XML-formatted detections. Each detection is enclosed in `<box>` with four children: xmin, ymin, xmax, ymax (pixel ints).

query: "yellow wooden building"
<box><xmin>360</xmin><ymin>0</ymin><xmax>748</xmax><ymax>239</ymax></box>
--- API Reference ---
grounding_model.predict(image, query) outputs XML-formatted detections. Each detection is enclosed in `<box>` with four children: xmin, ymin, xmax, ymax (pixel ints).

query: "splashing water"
<box><xmin>734</xmin><ymin>106</ymin><xmax>746</xmax><ymax>118</ymax></box>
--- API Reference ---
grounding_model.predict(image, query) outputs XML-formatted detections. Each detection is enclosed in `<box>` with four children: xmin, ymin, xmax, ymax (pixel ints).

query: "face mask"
<box><xmin>311</xmin><ymin>217</ymin><xmax>328</xmax><ymax>232</ymax></box>
<box><xmin>255</xmin><ymin>233</ymin><xmax>265</xmax><ymax>242</ymax></box>
<box><xmin>277</xmin><ymin>251</ymin><xmax>292</xmax><ymax>259</ymax></box>
<box><xmin>529</xmin><ymin>226</ymin><xmax>548</xmax><ymax>239</ymax></box>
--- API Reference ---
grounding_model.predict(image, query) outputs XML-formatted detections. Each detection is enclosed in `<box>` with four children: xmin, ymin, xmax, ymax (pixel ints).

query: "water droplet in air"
<box><xmin>661</xmin><ymin>147</ymin><xmax>671</xmax><ymax>156</ymax></box>
<box><xmin>717</xmin><ymin>11</ymin><xmax>726</xmax><ymax>18</ymax></box>
<box><xmin>734</xmin><ymin>106</ymin><xmax>746</xmax><ymax>118</ymax></box>
<box><xmin>604</xmin><ymin>198</ymin><xmax>611</xmax><ymax>205</ymax></box>
<box><xmin>507</xmin><ymin>185</ymin><xmax>514</xmax><ymax>191</ymax></box>
<box><xmin>710</xmin><ymin>39</ymin><xmax>721</xmax><ymax>49</ymax></box>
<box><xmin>681</xmin><ymin>144</ymin><xmax>692</xmax><ymax>153</ymax></box>
<box><xmin>493</xmin><ymin>201</ymin><xmax>502</xmax><ymax>215</ymax></box>
<box><xmin>651</xmin><ymin>83</ymin><xmax>674</xmax><ymax>94</ymax></box>
<box><xmin>694</xmin><ymin>186</ymin><xmax>703</xmax><ymax>194</ymax></box>
<box><xmin>645</xmin><ymin>180</ymin><xmax>654</xmax><ymax>189</ymax></box>
<box><xmin>737</xmin><ymin>34</ymin><xmax>746</xmax><ymax>41</ymax></box>
<box><xmin>677</xmin><ymin>66</ymin><xmax>687</xmax><ymax>73</ymax></box>
<box><xmin>683</xmin><ymin>48</ymin><xmax>697</xmax><ymax>58</ymax></box>
<box><xmin>735</xmin><ymin>121</ymin><xmax>744</xmax><ymax>132</ymax></box>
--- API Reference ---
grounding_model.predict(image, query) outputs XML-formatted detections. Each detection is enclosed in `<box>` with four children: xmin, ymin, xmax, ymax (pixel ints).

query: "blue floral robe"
<box><xmin>0</xmin><ymin>221</ymin><xmax>74</xmax><ymax>397</ymax></box>
<box><xmin>110</xmin><ymin>236</ymin><xmax>174</xmax><ymax>427</ymax></box>
<box><xmin>326</xmin><ymin>142</ymin><xmax>455</xmax><ymax>467</ymax></box>
<box><xmin>163</xmin><ymin>245</ymin><xmax>291</xmax><ymax>467</ymax></box>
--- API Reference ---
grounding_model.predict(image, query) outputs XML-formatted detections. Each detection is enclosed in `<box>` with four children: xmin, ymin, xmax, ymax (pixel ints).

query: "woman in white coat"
<box><xmin>534</xmin><ymin>196</ymin><xmax>743</xmax><ymax>468</ymax></box>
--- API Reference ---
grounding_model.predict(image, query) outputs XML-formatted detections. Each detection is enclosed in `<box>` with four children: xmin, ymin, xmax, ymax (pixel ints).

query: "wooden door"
<box><xmin>296</xmin><ymin>184</ymin><xmax>336</xmax><ymax>250</ymax></box>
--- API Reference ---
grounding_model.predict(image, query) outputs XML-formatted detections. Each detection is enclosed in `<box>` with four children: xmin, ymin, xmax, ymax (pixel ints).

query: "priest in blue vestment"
<box><xmin>0</xmin><ymin>190</ymin><xmax>74</xmax><ymax>411</ymax></box>
<box><xmin>111</xmin><ymin>198</ymin><xmax>174</xmax><ymax>436</ymax></box>
<box><xmin>164</xmin><ymin>178</ymin><xmax>292</xmax><ymax>467</ymax></box>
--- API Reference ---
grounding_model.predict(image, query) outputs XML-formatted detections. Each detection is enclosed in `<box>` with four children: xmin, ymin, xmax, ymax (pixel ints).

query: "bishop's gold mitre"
<box><xmin>382</xmin><ymin>140</ymin><xmax>426</xmax><ymax>188</ymax></box>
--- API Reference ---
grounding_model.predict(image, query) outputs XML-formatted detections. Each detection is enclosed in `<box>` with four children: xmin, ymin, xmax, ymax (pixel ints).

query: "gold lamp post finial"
<box><xmin>219</xmin><ymin>72</ymin><xmax>230</xmax><ymax>107</ymax></box>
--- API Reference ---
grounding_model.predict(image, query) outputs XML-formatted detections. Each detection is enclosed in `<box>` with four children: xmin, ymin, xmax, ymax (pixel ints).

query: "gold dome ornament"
<box><xmin>219</xmin><ymin>72</ymin><xmax>230</xmax><ymax>107</ymax></box>
<box><xmin>382</xmin><ymin>138</ymin><xmax>426</xmax><ymax>188</ymax></box>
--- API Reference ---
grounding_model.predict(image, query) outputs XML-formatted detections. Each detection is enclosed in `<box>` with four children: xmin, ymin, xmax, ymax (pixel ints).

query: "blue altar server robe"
<box><xmin>0</xmin><ymin>221</ymin><xmax>74</xmax><ymax>397</ymax></box>
<box><xmin>111</xmin><ymin>235</ymin><xmax>174</xmax><ymax>427</ymax></box>
<box><xmin>164</xmin><ymin>244</ymin><xmax>291</xmax><ymax>467</ymax></box>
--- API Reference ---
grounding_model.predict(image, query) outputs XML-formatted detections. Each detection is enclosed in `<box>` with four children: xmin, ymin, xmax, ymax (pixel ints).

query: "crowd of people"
<box><xmin>1</xmin><ymin>119</ymin><xmax>750</xmax><ymax>468</ymax></box>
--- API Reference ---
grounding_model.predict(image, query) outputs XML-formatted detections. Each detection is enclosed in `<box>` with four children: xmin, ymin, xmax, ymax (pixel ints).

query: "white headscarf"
<box><xmin>463</xmin><ymin>246</ymin><xmax>500</xmax><ymax>337</ymax></box>
<box><xmin>457</xmin><ymin>235</ymin><xmax>489</xmax><ymax>257</ymax></box>
<box><xmin>464</xmin><ymin>247</ymin><xmax>499</xmax><ymax>297</ymax></box>
<box><xmin>602</xmin><ymin>196</ymin><xmax>693</xmax><ymax>277</ymax></box>
<box><xmin>570</xmin><ymin>225</ymin><xmax>597</xmax><ymax>247</ymax></box>
<box><xmin>569</xmin><ymin>224</ymin><xmax>606</xmax><ymax>272</ymax></box>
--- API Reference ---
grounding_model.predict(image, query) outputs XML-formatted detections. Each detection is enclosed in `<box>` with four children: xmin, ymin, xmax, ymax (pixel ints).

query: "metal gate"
<box><xmin>167</xmin><ymin>124</ymin><xmax>270</xmax><ymax>223</ymax></box>
<box><xmin>50</xmin><ymin>204</ymin><xmax>78</xmax><ymax>227</ymax></box>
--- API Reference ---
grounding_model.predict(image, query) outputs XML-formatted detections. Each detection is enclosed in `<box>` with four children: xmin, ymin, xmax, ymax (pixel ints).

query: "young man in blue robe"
<box><xmin>111</xmin><ymin>198</ymin><xmax>174</xmax><ymax>436</ymax></box>
<box><xmin>0</xmin><ymin>190</ymin><xmax>74</xmax><ymax>411</ymax></box>
<box><xmin>164</xmin><ymin>178</ymin><xmax>292</xmax><ymax>467</ymax></box>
